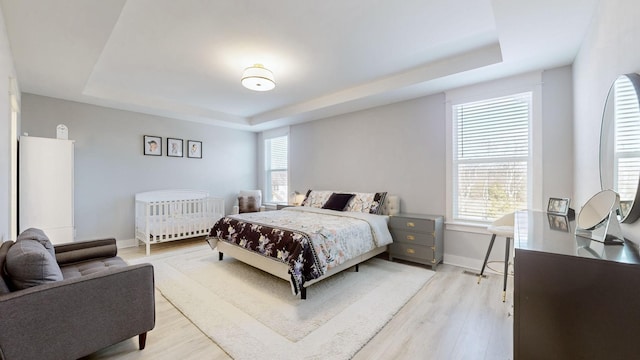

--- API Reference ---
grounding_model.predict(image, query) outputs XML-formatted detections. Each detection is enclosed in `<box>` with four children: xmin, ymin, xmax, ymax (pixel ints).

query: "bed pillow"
<box><xmin>369</xmin><ymin>192</ymin><xmax>388</xmax><ymax>215</ymax></box>
<box><xmin>301</xmin><ymin>190</ymin><xmax>334</xmax><ymax>208</ymax></box>
<box><xmin>345</xmin><ymin>192</ymin><xmax>388</xmax><ymax>215</ymax></box>
<box><xmin>300</xmin><ymin>189</ymin><xmax>312</xmax><ymax>206</ymax></box>
<box><xmin>238</xmin><ymin>196</ymin><xmax>259</xmax><ymax>213</ymax></box>
<box><xmin>322</xmin><ymin>193</ymin><xmax>355</xmax><ymax>211</ymax></box>
<box><xmin>302</xmin><ymin>190</ymin><xmax>388</xmax><ymax>214</ymax></box>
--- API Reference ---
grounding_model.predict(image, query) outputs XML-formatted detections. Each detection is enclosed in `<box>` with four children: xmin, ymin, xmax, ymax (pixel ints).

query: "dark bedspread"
<box><xmin>209</xmin><ymin>216</ymin><xmax>323</xmax><ymax>294</ymax></box>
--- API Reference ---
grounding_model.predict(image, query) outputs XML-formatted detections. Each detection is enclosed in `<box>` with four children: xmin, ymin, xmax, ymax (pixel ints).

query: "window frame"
<box><xmin>445</xmin><ymin>72</ymin><xmax>542</xmax><ymax>234</ymax></box>
<box><xmin>262</xmin><ymin>127</ymin><xmax>289</xmax><ymax>204</ymax></box>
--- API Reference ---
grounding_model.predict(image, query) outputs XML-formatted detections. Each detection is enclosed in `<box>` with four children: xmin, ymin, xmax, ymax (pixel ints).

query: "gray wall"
<box><xmin>21</xmin><ymin>94</ymin><xmax>257</xmax><ymax>242</ymax></box>
<box><xmin>0</xmin><ymin>7</ymin><xmax>17</xmax><ymax>242</ymax></box>
<box><xmin>290</xmin><ymin>67</ymin><xmax>574</xmax><ymax>269</ymax></box>
<box><xmin>573</xmin><ymin>1</ymin><xmax>640</xmax><ymax>243</ymax></box>
<box><xmin>542</xmin><ymin>66</ymin><xmax>574</xmax><ymax>203</ymax></box>
<box><xmin>290</xmin><ymin>94</ymin><xmax>446</xmax><ymax>214</ymax></box>
<box><xmin>18</xmin><ymin>66</ymin><xmax>574</xmax><ymax>267</ymax></box>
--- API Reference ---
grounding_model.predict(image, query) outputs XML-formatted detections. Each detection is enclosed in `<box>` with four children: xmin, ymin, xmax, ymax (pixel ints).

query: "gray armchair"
<box><xmin>0</xmin><ymin>235</ymin><xmax>155</xmax><ymax>360</ymax></box>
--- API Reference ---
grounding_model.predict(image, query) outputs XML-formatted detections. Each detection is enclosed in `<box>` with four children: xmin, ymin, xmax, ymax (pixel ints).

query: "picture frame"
<box><xmin>547</xmin><ymin>197</ymin><xmax>570</xmax><ymax>215</ymax></box>
<box><xmin>167</xmin><ymin>138</ymin><xmax>183</xmax><ymax>157</ymax></box>
<box><xmin>143</xmin><ymin>135</ymin><xmax>162</xmax><ymax>156</ymax></box>
<box><xmin>547</xmin><ymin>213</ymin><xmax>570</xmax><ymax>232</ymax></box>
<box><xmin>187</xmin><ymin>140</ymin><xmax>202</xmax><ymax>159</ymax></box>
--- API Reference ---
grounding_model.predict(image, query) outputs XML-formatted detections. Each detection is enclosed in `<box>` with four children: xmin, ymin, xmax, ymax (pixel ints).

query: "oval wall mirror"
<box><xmin>600</xmin><ymin>73</ymin><xmax>640</xmax><ymax>223</ymax></box>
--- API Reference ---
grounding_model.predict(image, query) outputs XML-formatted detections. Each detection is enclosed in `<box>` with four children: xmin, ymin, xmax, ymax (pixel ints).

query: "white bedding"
<box><xmin>211</xmin><ymin>206</ymin><xmax>392</xmax><ymax>272</ymax></box>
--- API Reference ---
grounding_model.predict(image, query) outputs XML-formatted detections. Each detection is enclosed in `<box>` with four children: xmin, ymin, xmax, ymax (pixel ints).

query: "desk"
<box><xmin>513</xmin><ymin>210</ymin><xmax>640</xmax><ymax>360</ymax></box>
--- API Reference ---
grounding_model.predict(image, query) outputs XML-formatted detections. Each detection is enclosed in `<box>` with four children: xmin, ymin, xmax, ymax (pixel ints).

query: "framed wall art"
<box><xmin>187</xmin><ymin>140</ymin><xmax>202</xmax><ymax>159</ymax></box>
<box><xmin>144</xmin><ymin>135</ymin><xmax>162</xmax><ymax>156</ymax></box>
<box><xmin>167</xmin><ymin>138</ymin><xmax>183</xmax><ymax>157</ymax></box>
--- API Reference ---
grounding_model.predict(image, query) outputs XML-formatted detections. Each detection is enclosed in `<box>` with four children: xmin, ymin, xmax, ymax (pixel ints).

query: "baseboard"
<box><xmin>117</xmin><ymin>238</ymin><xmax>137</xmax><ymax>249</ymax></box>
<box><xmin>444</xmin><ymin>253</ymin><xmax>503</xmax><ymax>275</ymax></box>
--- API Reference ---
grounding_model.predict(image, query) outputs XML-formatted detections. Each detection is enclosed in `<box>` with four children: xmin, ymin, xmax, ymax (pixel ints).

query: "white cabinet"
<box><xmin>19</xmin><ymin>136</ymin><xmax>74</xmax><ymax>244</ymax></box>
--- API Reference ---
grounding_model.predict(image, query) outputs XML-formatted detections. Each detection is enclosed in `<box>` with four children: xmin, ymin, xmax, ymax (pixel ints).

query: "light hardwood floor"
<box><xmin>84</xmin><ymin>239</ymin><xmax>513</xmax><ymax>360</ymax></box>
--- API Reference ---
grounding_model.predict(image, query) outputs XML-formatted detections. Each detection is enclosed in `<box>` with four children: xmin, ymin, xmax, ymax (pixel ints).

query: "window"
<box><xmin>265</xmin><ymin>135</ymin><xmax>288</xmax><ymax>203</ymax></box>
<box><xmin>452</xmin><ymin>92</ymin><xmax>532</xmax><ymax>222</ymax></box>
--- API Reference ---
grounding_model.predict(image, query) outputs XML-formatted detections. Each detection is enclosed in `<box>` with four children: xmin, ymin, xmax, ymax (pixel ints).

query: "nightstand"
<box><xmin>388</xmin><ymin>213</ymin><xmax>444</xmax><ymax>269</ymax></box>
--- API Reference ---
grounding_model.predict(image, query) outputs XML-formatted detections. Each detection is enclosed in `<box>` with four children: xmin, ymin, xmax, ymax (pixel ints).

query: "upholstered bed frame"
<box><xmin>208</xmin><ymin>195</ymin><xmax>400</xmax><ymax>299</ymax></box>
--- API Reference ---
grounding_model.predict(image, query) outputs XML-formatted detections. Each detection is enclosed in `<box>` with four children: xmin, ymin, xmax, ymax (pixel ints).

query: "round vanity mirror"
<box><xmin>600</xmin><ymin>73</ymin><xmax>640</xmax><ymax>223</ymax></box>
<box><xmin>577</xmin><ymin>189</ymin><xmax>619</xmax><ymax>230</ymax></box>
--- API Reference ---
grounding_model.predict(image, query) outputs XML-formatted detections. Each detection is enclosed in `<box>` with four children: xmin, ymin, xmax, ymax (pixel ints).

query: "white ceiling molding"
<box><xmin>0</xmin><ymin>0</ymin><xmax>599</xmax><ymax>132</ymax></box>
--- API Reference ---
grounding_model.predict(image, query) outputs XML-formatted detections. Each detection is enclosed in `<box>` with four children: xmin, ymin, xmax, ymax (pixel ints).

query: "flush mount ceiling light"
<box><xmin>241</xmin><ymin>64</ymin><xmax>276</xmax><ymax>91</ymax></box>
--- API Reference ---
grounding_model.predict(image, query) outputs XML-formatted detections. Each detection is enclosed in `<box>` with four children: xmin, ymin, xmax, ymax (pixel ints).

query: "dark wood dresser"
<box><xmin>513</xmin><ymin>210</ymin><xmax>640</xmax><ymax>360</ymax></box>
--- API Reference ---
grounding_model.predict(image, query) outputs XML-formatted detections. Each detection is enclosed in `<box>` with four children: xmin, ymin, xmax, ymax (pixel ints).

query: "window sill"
<box><xmin>445</xmin><ymin>220</ymin><xmax>490</xmax><ymax>235</ymax></box>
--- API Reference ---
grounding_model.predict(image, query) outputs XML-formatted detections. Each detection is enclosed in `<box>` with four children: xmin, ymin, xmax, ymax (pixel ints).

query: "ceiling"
<box><xmin>0</xmin><ymin>0</ymin><xmax>598</xmax><ymax>132</ymax></box>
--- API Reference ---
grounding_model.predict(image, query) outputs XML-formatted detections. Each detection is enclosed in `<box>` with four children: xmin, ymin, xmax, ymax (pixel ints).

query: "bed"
<box><xmin>135</xmin><ymin>189</ymin><xmax>225</xmax><ymax>255</ymax></box>
<box><xmin>206</xmin><ymin>190</ymin><xmax>399</xmax><ymax>299</ymax></box>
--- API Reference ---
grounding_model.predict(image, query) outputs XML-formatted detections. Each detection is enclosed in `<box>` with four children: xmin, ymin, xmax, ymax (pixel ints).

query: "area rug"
<box><xmin>133</xmin><ymin>246</ymin><xmax>435</xmax><ymax>360</ymax></box>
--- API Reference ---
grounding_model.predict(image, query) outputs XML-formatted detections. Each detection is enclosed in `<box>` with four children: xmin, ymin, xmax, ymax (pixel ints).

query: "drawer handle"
<box><xmin>406</xmin><ymin>248</ymin><xmax>415</xmax><ymax>254</ymax></box>
<box><xmin>432</xmin><ymin>231</ymin><xmax>436</xmax><ymax>238</ymax></box>
<box><xmin>406</xmin><ymin>221</ymin><xmax>415</xmax><ymax>228</ymax></box>
<box><xmin>407</xmin><ymin>235</ymin><xmax>415</xmax><ymax>241</ymax></box>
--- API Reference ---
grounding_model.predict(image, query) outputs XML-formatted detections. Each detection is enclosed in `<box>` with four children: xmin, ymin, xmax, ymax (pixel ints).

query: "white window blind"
<box><xmin>614</xmin><ymin>77</ymin><xmax>640</xmax><ymax>206</ymax></box>
<box><xmin>265</xmin><ymin>135</ymin><xmax>288</xmax><ymax>203</ymax></box>
<box><xmin>453</xmin><ymin>92</ymin><xmax>531</xmax><ymax>222</ymax></box>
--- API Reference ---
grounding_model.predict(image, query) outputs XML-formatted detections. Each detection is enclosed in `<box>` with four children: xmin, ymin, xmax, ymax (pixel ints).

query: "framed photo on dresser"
<box><xmin>547</xmin><ymin>197</ymin><xmax>570</xmax><ymax>215</ymax></box>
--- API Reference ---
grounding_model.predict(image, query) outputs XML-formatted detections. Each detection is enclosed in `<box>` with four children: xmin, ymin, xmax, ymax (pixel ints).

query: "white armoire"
<box><xmin>19</xmin><ymin>136</ymin><xmax>74</xmax><ymax>244</ymax></box>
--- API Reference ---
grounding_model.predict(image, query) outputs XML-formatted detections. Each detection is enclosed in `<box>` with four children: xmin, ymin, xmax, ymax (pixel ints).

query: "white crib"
<box><xmin>135</xmin><ymin>189</ymin><xmax>224</xmax><ymax>255</ymax></box>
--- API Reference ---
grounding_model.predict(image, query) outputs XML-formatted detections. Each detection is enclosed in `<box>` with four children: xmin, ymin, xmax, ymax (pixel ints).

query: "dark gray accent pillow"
<box><xmin>0</xmin><ymin>241</ymin><xmax>14</xmax><ymax>294</ymax></box>
<box><xmin>17</xmin><ymin>228</ymin><xmax>56</xmax><ymax>259</ymax></box>
<box><xmin>238</xmin><ymin>196</ymin><xmax>259</xmax><ymax>213</ymax></box>
<box><xmin>322</xmin><ymin>193</ymin><xmax>355</xmax><ymax>211</ymax></box>
<box><xmin>5</xmin><ymin>239</ymin><xmax>63</xmax><ymax>290</ymax></box>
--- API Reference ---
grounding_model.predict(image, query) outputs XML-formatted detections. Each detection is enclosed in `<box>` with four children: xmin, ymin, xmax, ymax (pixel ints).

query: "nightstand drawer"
<box><xmin>390</xmin><ymin>229</ymin><xmax>434</xmax><ymax>246</ymax></box>
<box><xmin>389</xmin><ymin>243</ymin><xmax>434</xmax><ymax>261</ymax></box>
<box><xmin>389</xmin><ymin>216</ymin><xmax>434</xmax><ymax>233</ymax></box>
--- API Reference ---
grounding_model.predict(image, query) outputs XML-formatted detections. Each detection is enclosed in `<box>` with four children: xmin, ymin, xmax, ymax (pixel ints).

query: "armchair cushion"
<box><xmin>61</xmin><ymin>257</ymin><xmax>127</xmax><ymax>280</ymax></box>
<box><xmin>239</xmin><ymin>190</ymin><xmax>262</xmax><ymax>207</ymax></box>
<box><xmin>5</xmin><ymin>239</ymin><xmax>63</xmax><ymax>290</ymax></box>
<box><xmin>238</xmin><ymin>195</ymin><xmax>259</xmax><ymax>213</ymax></box>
